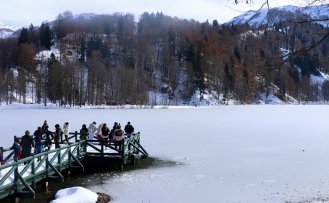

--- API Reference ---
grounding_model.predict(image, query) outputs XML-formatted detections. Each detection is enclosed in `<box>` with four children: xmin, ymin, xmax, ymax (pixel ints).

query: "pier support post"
<box><xmin>0</xmin><ymin>147</ymin><xmax>3</xmax><ymax>165</ymax></box>
<box><xmin>130</xmin><ymin>155</ymin><xmax>135</xmax><ymax>166</ymax></box>
<box><xmin>75</xmin><ymin>131</ymin><xmax>78</xmax><ymax>143</ymax></box>
<box><xmin>45</xmin><ymin>181</ymin><xmax>49</xmax><ymax>194</ymax></box>
<box><xmin>31</xmin><ymin>156</ymin><xmax>36</xmax><ymax>189</ymax></box>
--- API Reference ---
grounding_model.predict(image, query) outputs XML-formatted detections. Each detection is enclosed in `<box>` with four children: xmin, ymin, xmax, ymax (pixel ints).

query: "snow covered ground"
<box><xmin>50</xmin><ymin>187</ymin><xmax>98</xmax><ymax>203</ymax></box>
<box><xmin>1</xmin><ymin>106</ymin><xmax>329</xmax><ymax>202</ymax></box>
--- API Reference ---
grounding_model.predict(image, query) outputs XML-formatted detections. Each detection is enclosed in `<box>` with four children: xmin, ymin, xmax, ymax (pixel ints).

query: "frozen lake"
<box><xmin>1</xmin><ymin>105</ymin><xmax>329</xmax><ymax>202</ymax></box>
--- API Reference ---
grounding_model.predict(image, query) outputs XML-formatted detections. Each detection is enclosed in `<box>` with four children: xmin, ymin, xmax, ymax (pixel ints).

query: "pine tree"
<box><xmin>18</xmin><ymin>28</ymin><xmax>30</xmax><ymax>45</ymax></box>
<box><xmin>39</xmin><ymin>23</ymin><xmax>52</xmax><ymax>50</ymax></box>
<box><xmin>79</xmin><ymin>37</ymin><xmax>86</xmax><ymax>62</ymax></box>
<box><xmin>29</xmin><ymin>24</ymin><xmax>39</xmax><ymax>46</ymax></box>
<box><xmin>212</xmin><ymin>20</ymin><xmax>219</xmax><ymax>31</ymax></box>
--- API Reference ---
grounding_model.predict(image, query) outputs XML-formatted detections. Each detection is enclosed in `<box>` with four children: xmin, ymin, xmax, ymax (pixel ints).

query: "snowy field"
<box><xmin>1</xmin><ymin>105</ymin><xmax>329</xmax><ymax>202</ymax></box>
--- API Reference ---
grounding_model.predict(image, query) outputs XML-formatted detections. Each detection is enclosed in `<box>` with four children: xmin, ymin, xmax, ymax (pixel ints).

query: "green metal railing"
<box><xmin>0</xmin><ymin>131</ymin><xmax>148</xmax><ymax>200</ymax></box>
<box><xmin>84</xmin><ymin>132</ymin><xmax>148</xmax><ymax>164</ymax></box>
<box><xmin>0</xmin><ymin>141</ymin><xmax>85</xmax><ymax>199</ymax></box>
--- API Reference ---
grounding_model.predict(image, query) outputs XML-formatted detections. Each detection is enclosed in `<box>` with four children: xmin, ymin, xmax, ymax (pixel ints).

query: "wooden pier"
<box><xmin>0</xmin><ymin>132</ymin><xmax>148</xmax><ymax>200</ymax></box>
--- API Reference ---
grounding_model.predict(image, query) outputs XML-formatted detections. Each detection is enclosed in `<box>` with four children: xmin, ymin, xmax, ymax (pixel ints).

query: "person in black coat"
<box><xmin>20</xmin><ymin>130</ymin><xmax>34</xmax><ymax>164</ymax></box>
<box><xmin>109</xmin><ymin>122</ymin><xmax>118</xmax><ymax>140</ymax></box>
<box><xmin>41</xmin><ymin>120</ymin><xmax>48</xmax><ymax>134</ymax></box>
<box><xmin>124</xmin><ymin>122</ymin><xmax>134</xmax><ymax>138</ymax></box>
<box><xmin>101</xmin><ymin>123</ymin><xmax>110</xmax><ymax>137</ymax></box>
<box><xmin>54</xmin><ymin>124</ymin><xmax>63</xmax><ymax>149</ymax></box>
<box><xmin>44</xmin><ymin>126</ymin><xmax>53</xmax><ymax>150</ymax></box>
<box><xmin>80</xmin><ymin>124</ymin><xmax>88</xmax><ymax>140</ymax></box>
<box><xmin>34</xmin><ymin>127</ymin><xmax>43</xmax><ymax>161</ymax></box>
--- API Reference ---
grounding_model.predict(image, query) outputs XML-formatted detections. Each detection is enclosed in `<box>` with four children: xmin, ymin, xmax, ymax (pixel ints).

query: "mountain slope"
<box><xmin>0</xmin><ymin>21</ymin><xmax>19</xmax><ymax>38</ymax></box>
<box><xmin>228</xmin><ymin>4</ymin><xmax>329</xmax><ymax>27</ymax></box>
<box><xmin>2</xmin><ymin>9</ymin><xmax>329</xmax><ymax>106</ymax></box>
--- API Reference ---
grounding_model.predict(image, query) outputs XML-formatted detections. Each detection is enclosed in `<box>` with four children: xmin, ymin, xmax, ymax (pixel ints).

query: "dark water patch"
<box><xmin>82</xmin><ymin>156</ymin><xmax>183</xmax><ymax>174</ymax></box>
<box><xmin>134</xmin><ymin>156</ymin><xmax>184</xmax><ymax>169</ymax></box>
<box><xmin>1</xmin><ymin>157</ymin><xmax>182</xmax><ymax>203</ymax></box>
<box><xmin>77</xmin><ymin>157</ymin><xmax>183</xmax><ymax>186</ymax></box>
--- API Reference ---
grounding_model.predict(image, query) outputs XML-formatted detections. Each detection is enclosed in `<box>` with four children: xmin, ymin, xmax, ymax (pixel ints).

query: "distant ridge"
<box><xmin>0</xmin><ymin>20</ymin><xmax>20</xmax><ymax>38</ymax></box>
<box><xmin>227</xmin><ymin>4</ymin><xmax>329</xmax><ymax>27</ymax></box>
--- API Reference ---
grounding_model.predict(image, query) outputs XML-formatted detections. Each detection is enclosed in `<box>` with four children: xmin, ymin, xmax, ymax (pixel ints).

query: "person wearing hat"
<box><xmin>88</xmin><ymin>121</ymin><xmax>97</xmax><ymax>140</ymax></box>
<box><xmin>101</xmin><ymin>123</ymin><xmax>110</xmax><ymax>144</ymax></box>
<box><xmin>80</xmin><ymin>124</ymin><xmax>88</xmax><ymax>140</ymax></box>
<box><xmin>124</xmin><ymin>122</ymin><xmax>134</xmax><ymax>138</ymax></box>
<box><xmin>20</xmin><ymin>130</ymin><xmax>34</xmax><ymax>164</ymax></box>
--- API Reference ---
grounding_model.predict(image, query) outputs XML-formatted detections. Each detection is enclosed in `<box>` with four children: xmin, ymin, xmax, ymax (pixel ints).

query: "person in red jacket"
<box><xmin>11</xmin><ymin>137</ymin><xmax>22</xmax><ymax>161</ymax></box>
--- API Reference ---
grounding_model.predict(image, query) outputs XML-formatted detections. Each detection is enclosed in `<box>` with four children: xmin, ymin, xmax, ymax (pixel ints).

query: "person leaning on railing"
<box><xmin>124</xmin><ymin>122</ymin><xmax>134</xmax><ymax>138</ymax></box>
<box><xmin>113</xmin><ymin>124</ymin><xmax>124</xmax><ymax>150</ymax></box>
<box><xmin>114</xmin><ymin>124</ymin><xmax>124</xmax><ymax>141</ymax></box>
<box><xmin>80</xmin><ymin>124</ymin><xmax>88</xmax><ymax>140</ymax></box>
<box><xmin>101</xmin><ymin>123</ymin><xmax>110</xmax><ymax>144</ymax></box>
<box><xmin>88</xmin><ymin>121</ymin><xmax>97</xmax><ymax>140</ymax></box>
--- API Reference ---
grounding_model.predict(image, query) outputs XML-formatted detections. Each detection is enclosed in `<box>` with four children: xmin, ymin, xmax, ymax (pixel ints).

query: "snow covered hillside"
<box><xmin>2</xmin><ymin>8</ymin><xmax>329</xmax><ymax>106</ymax></box>
<box><xmin>228</xmin><ymin>4</ymin><xmax>329</xmax><ymax>27</ymax></box>
<box><xmin>0</xmin><ymin>21</ymin><xmax>19</xmax><ymax>38</ymax></box>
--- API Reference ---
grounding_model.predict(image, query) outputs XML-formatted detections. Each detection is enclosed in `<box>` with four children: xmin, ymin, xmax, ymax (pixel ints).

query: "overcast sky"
<box><xmin>1</xmin><ymin>0</ymin><xmax>305</xmax><ymax>27</ymax></box>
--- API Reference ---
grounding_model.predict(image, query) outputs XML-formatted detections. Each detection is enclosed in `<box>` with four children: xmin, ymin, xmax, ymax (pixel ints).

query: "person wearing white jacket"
<box><xmin>88</xmin><ymin>121</ymin><xmax>97</xmax><ymax>140</ymax></box>
<box><xmin>63</xmin><ymin>122</ymin><xmax>70</xmax><ymax>144</ymax></box>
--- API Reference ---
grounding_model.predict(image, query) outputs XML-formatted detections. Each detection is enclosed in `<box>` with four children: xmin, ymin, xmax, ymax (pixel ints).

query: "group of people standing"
<box><xmin>83</xmin><ymin>121</ymin><xmax>134</xmax><ymax>144</ymax></box>
<box><xmin>8</xmin><ymin>120</ymin><xmax>135</xmax><ymax>163</ymax></box>
<box><xmin>10</xmin><ymin>120</ymin><xmax>71</xmax><ymax>162</ymax></box>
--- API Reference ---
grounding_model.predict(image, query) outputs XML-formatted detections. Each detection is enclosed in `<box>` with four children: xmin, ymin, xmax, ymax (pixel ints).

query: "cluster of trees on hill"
<box><xmin>1</xmin><ymin>10</ymin><xmax>329</xmax><ymax>105</ymax></box>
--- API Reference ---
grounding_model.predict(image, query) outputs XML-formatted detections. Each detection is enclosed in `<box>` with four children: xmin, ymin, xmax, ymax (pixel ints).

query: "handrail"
<box><xmin>1</xmin><ymin>132</ymin><xmax>82</xmax><ymax>165</ymax></box>
<box><xmin>0</xmin><ymin>131</ymin><xmax>148</xmax><ymax>200</ymax></box>
<box><xmin>0</xmin><ymin>140</ymin><xmax>85</xmax><ymax>199</ymax></box>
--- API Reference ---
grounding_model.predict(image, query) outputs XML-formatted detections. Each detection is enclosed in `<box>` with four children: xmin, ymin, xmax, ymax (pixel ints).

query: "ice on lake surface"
<box><xmin>1</xmin><ymin>105</ymin><xmax>329</xmax><ymax>202</ymax></box>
